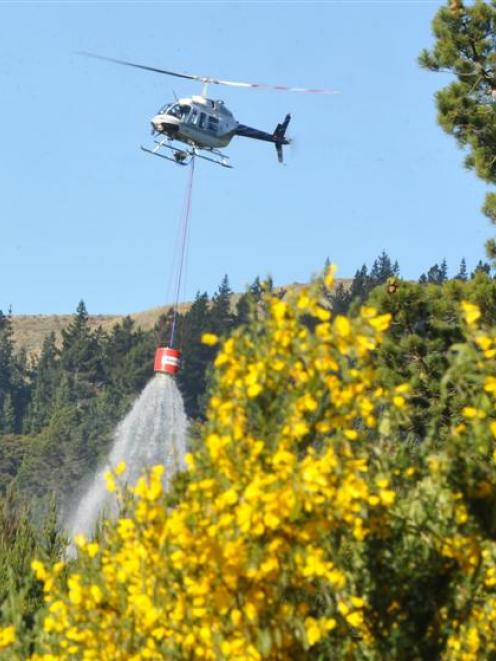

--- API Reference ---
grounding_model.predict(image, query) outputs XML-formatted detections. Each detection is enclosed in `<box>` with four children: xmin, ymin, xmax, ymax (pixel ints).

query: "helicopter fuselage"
<box><xmin>151</xmin><ymin>96</ymin><xmax>236</xmax><ymax>149</ymax></box>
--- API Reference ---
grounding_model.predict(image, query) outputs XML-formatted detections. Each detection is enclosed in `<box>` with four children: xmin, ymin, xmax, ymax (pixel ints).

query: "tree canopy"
<box><xmin>419</xmin><ymin>0</ymin><xmax>496</xmax><ymax>255</ymax></box>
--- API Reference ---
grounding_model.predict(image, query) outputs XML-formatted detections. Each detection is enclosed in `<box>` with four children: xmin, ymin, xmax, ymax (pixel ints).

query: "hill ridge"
<box><xmin>11</xmin><ymin>279</ymin><xmax>352</xmax><ymax>356</ymax></box>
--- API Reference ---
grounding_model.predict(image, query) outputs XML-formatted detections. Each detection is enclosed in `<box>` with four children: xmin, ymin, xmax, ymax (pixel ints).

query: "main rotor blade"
<box><xmin>211</xmin><ymin>77</ymin><xmax>339</xmax><ymax>94</ymax></box>
<box><xmin>79</xmin><ymin>52</ymin><xmax>338</xmax><ymax>94</ymax></box>
<box><xmin>78</xmin><ymin>52</ymin><xmax>207</xmax><ymax>83</ymax></box>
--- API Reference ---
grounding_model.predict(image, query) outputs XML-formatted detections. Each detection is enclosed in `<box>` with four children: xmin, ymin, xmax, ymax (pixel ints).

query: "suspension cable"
<box><xmin>169</xmin><ymin>157</ymin><xmax>195</xmax><ymax>347</ymax></box>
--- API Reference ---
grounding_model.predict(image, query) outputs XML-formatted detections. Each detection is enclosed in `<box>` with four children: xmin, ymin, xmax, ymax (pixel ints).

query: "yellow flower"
<box><xmin>244</xmin><ymin>601</ymin><xmax>257</xmax><ymax>622</ymax></box>
<box><xmin>484</xmin><ymin>376</ymin><xmax>496</xmax><ymax>395</ymax></box>
<box><xmin>335</xmin><ymin>315</ymin><xmax>351</xmax><ymax>337</ymax></box>
<box><xmin>324</xmin><ymin>263</ymin><xmax>337</xmax><ymax>288</ymax></box>
<box><xmin>32</xmin><ymin>559</ymin><xmax>47</xmax><ymax>581</ymax></box>
<box><xmin>114</xmin><ymin>461</ymin><xmax>126</xmax><ymax>475</ymax></box>
<box><xmin>271</xmin><ymin>299</ymin><xmax>288</xmax><ymax>321</ymax></box>
<box><xmin>360</xmin><ymin>305</ymin><xmax>377</xmax><ymax>319</ymax></box>
<box><xmin>315</xmin><ymin>306</ymin><xmax>331</xmax><ymax>321</ymax></box>
<box><xmin>379</xmin><ymin>489</ymin><xmax>396</xmax><ymax>506</ymax></box>
<box><xmin>368</xmin><ymin>313</ymin><xmax>392</xmax><ymax>332</ymax></box>
<box><xmin>68</xmin><ymin>574</ymin><xmax>82</xmax><ymax>605</ymax></box>
<box><xmin>461</xmin><ymin>301</ymin><xmax>481</xmax><ymax>326</ymax></box>
<box><xmin>0</xmin><ymin>626</ymin><xmax>15</xmax><ymax>649</ymax></box>
<box><xmin>90</xmin><ymin>585</ymin><xmax>103</xmax><ymax>604</ymax></box>
<box><xmin>231</xmin><ymin>609</ymin><xmax>242</xmax><ymax>626</ymax></box>
<box><xmin>346</xmin><ymin>610</ymin><xmax>364</xmax><ymax>628</ymax></box>
<box><xmin>201</xmin><ymin>332</ymin><xmax>218</xmax><ymax>346</ymax></box>
<box><xmin>104</xmin><ymin>470</ymin><xmax>116</xmax><ymax>493</ymax></box>
<box><xmin>297</xmin><ymin>292</ymin><xmax>312</xmax><ymax>309</ymax></box>
<box><xmin>86</xmin><ymin>542</ymin><xmax>100</xmax><ymax>558</ymax></box>
<box><xmin>476</xmin><ymin>335</ymin><xmax>492</xmax><ymax>351</ymax></box>
<box><xmin>304</xmin><ymin>617</ymin><xmax>325</xmax><ymax>645</ymax></box>
<box><xmin>74</xmin><ymin>534</ymin><xmax>87</xmax><ymax>548</ymax></box>
<box><xmin>247</xmin><ymin>383</ymin><xmax>262</xmax><ymax>398</ymax></box>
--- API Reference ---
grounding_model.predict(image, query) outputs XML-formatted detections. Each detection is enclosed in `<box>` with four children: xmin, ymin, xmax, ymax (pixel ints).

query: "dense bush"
<box><xmin>2</xmin><ymin>268</ymin><xmax>494</xmax><ymax>659</ymax></box>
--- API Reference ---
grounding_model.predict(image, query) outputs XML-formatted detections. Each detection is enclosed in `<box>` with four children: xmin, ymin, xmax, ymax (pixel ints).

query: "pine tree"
<box><xmin>60</xmin><ymin>301</ymin><xmax>104</xmax><ymax>409</ymax></box>
<box><xmin>236</xmin><ymin>276</ymin><xmax>266</xmax><ymax>326</ymax></box>
<box><xmin>419</xmin><ymin>1</ymin><xmax>496</xmax><ymax>257</ymax></box>
<box><xmin>25</xmin><ymin>332</ymin><xmax>59</xmax><ymax>433</ymax></box>
<box><xmin>103</xmin><ymin>317</ymin><xmax>153</xmax><ymax>397</ymax></box>
<box><xmin>328</xmin><ymin>282</ymin><xmax>352</xmax><ymax>314</ymax></box>
<box><xmin>471</xmin><ymin>259</ymin><xmax>492</xmax><ymax>277</ymax></box>
<box><xmin>440</xmin><ymin>258</ymin><xmax>449</xmax><ymax>281</ymax></box>
<box><xmin>350</xmin><ymin>265</ymin><xmax>370</xmax><ymax>301</ymax></box>
<box><xmin>178</xmin><ymin>292</ymin><xmax>212</xmax><ymax>418</ymax></box>
<box><xmin>0</xmin><ymin>310</ymin><xmax>30</xmax><ymax>433</ymax></box>
<box><xmin>455</xmin><ymin>257</ymin><xmax>468</xmax><ymax>280</ymax></box>
<box><xmin>370</xmin><ymin>251</ymin><xmax>398</xmax><ymax>286</ymax></box>
<box><xmin>419</xmin><ymin>261</ymin><xmax>449</xmax><ymax>284</ymax></box>
<box><xmin>209</xmin><ymin>275</ymin><xmax>235</xmax><ymax>337</ymax></box>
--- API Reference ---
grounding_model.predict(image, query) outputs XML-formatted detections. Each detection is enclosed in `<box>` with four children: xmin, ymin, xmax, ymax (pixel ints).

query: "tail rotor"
<box><xmin>273</xmin><ymin>114</ymin><xmax>291</xmax><ymax>163</ymax></box>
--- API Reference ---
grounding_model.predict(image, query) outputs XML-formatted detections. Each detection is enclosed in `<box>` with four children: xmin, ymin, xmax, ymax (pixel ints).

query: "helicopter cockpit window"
<box><xmin>189</xmin><ymin>108</ymin><xmax>199</xmax><ymax>125</ymax></box>
<box><xmin>167</xmin><ymin>104</ymin><xmax>191</xmax><ymax>119</ymax></box>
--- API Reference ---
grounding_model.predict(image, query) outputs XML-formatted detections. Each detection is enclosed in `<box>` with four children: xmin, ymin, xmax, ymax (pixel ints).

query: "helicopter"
<box><xmin>81</xmin><ymin>53</ymin><xmax>337</xmax><ymax>168</ymax></box>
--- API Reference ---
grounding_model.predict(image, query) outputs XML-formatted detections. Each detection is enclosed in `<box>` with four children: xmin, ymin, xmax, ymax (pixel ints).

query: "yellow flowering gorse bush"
<box><xmin>10</xmin><ymin>269</ymin><xmax>496</xmax><ymax>660</ymax></box>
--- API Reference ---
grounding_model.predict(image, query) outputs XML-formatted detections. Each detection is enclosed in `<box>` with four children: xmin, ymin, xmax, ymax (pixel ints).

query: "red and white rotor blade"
<box><xmin>79</xmin><ymin>53</ymin><xmax>338</xmax><ymax>94</ymax></box>
<box><xmin>211</xmin><ymin>77</ymin><xmax>339</xmax><ymax>94</ymax></box>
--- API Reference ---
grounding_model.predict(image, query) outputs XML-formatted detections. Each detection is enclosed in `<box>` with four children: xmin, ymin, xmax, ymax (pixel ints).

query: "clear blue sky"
<box><xmin>1</xmin><ymin>1</ymin><xmax>492</xmax><ymax>315</ymax></box>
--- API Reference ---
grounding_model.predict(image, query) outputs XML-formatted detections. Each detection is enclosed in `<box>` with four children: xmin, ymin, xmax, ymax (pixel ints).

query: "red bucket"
<box><xmin>154</xmin><ymin>347</ymin><xmax>181</xmax><ymax>375</ymax></box>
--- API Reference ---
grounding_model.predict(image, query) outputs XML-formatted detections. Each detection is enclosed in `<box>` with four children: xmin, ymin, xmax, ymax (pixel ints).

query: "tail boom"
<box><xmin>235</xmin><ymin>113</ymin><xmax>291</xmax><ymax>163</ymax></box>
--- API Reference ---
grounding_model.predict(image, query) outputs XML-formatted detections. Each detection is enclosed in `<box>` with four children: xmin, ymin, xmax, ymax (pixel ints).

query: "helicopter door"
<box><xmin>198</xmin><ymin>112</ymin><xmax>207</xmax><ymax>129</ymax></box>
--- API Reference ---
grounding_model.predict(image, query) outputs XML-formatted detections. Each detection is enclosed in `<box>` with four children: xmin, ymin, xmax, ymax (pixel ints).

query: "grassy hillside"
<box><xmin>11</xmin><ymin>303</ymin><xmax>190</xmax><ymax>356</ymax></box>
<box><xmin>11</xmin><ymin>280</ymin><xmax>352</xmax><ymax>355</ymax></box>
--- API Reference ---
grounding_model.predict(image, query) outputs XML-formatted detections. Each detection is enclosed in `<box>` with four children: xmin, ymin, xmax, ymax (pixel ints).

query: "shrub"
<box><xmin>12</xmin><ymin>269</ymin><xmax>496</xmax><ymax>660</ymax></box>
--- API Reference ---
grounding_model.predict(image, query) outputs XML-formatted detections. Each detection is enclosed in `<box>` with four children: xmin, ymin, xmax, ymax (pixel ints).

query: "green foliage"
<box><xmin>419</xmin><ymin>0</ymin><xmax>496</xmax><ymax>254</ymax></box>
<box><xmin>0</xmin><ymin>493</ymin><xmax>65</xmax><ymax>658</ymax></box>
<box><xmin>365</xmin><ymin>273</ymin><xmax>496</xmax><ymax>439</ymax></box>
<box><xmin>0</xmin><ymin>301</ymin><xmax>158</xmax><ymax>519</ymax></box>
<box><xmin>0</xmin><ymin>311</ymin><xmax>30</xmax><ymax>435</ymax></box>
<box><xmin>327</xmin><ymin>251</ymin><xmax>400</xmax><ymax>314</ymax></box>
<box><xmin>0</xmin><ymin>274</ymin><xmax>279</xmax><ymax>513</ymax></box>
<box><xmin>0</xmin><ymin>437</ymin><xmax>27</xmax><ymax>498</ymax></box>
<box><xmin>455</xmin><ymin>256</ymin><xmax>469</xmax><ymax>280</ymax></box>
<box><xmin>178</xmin><ymin>292</ymin><xmax>213</xmax><ymax>418</ymax></box>
<box><xmin>19</xmin><ymin>271</ymin><xmax>496</xmax><ymax>660</ymax></box>
<box><xmin>24</xmin><ymin>333</ymin><xmax>59</xmax><ymax>434</ymax></box>
<box><xmin>419</xmin><ymin>258</ymin><xmax>449</xmax><ymax>283</ymax></box>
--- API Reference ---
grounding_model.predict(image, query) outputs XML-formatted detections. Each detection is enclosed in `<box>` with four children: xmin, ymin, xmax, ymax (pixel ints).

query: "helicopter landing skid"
<box><xmin>140</xmin><ymin>142</ymin><xmax>190</xmax><ymax>166</ymax></box>
<box><xmin>141</xmin><ymin>139</ymin><xmax>233</xmax><ymax>169</ymax></box>
<box><xmin>193</xmin><ymin>149</ymin><xmax>233</xmax><ymax>169</ymax></box>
